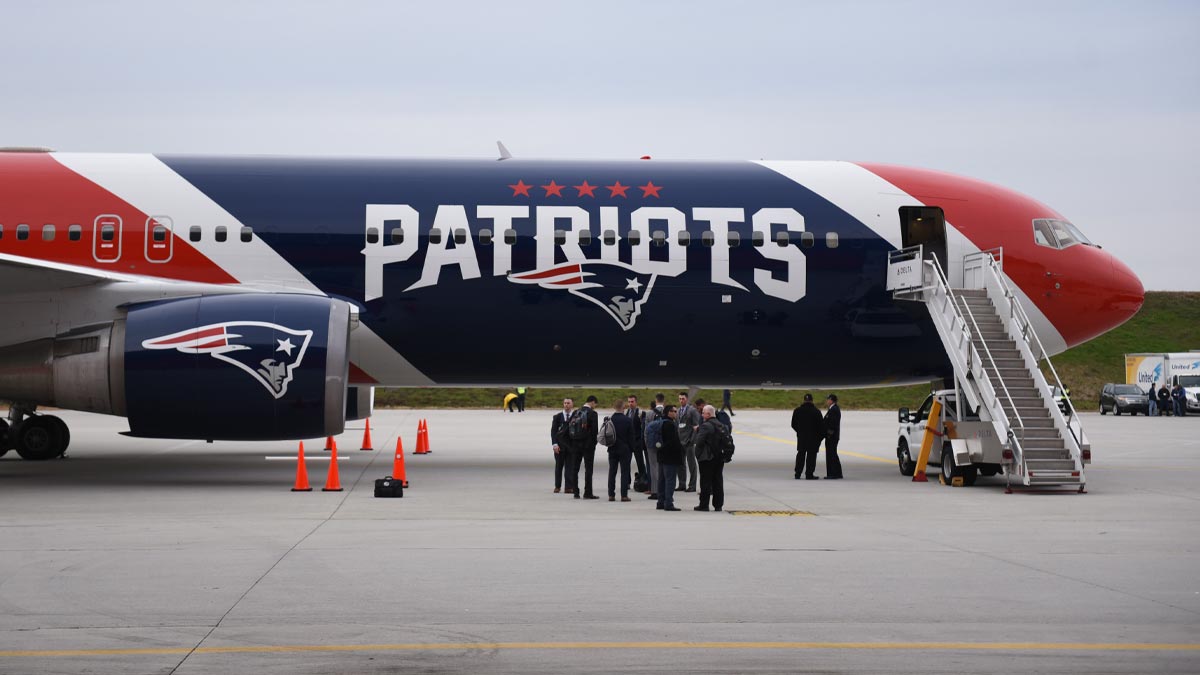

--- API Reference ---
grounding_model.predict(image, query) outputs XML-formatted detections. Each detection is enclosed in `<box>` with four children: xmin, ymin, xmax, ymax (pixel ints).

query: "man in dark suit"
<box><xmin>607</xmin><ymin>400</ymin><xmax>636</xmax><ymax>501</ymax></box>
<box><xmin>790</xmin><ymin>393</ymin><xmax>825</xmax><ymax>480</ymax></box>
<box><xmin>550</xmin><ymin>397</ymin><xmax>575</xmax><ymax>493</ymax></box>
<box><xmin>574</xmin><ymin>395</ymin><xmax>601</xmax><ymax>499</ymax></box>
<box><xmin>823</xmin><ymin>394</ymin><xmax>843</xmax><ymax>479</ymax></box>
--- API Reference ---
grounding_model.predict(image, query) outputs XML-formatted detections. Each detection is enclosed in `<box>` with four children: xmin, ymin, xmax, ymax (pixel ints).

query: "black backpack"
<box><xmin>567</xmin><ymin>409</ymin><xmax>589</xmax><ymax>441</ymax></box>
<box><xmin>716</xmin><ymin>421</ymin><xmax>735</xmax><ymax>462</ymax></box>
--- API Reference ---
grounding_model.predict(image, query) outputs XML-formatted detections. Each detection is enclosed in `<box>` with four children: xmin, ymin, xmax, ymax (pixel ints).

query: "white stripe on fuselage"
<box><xmin>49</xmin><ymin>153</ymin><xmax>434</xmax><ymax>385</ymax></box>
<box><xmin>753</xmin><ymin>160</ymin><xmax>1067</xmax><ymax>354</ymax></box>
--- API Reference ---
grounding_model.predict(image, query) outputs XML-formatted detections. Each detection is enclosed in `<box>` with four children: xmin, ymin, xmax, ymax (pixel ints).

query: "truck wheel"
<box><xmin>940</xmin><ymin>444</ymin><xmax>958</xmax><ymax>486</ymax></box>
<box><xmin>961</xmin><ymin>466</ymin><xmax>978</xmax><ymax>486</ymax></box>
<box><xmin>897</xmin><ymin>439</ymin><xmax>915</xmax><ymax>476</ymax></box>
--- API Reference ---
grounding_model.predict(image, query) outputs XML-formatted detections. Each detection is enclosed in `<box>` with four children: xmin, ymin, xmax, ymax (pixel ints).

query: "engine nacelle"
<box><xmin>122</xmin><ymin>294</ymin><xmax>351</xmax><ymax>440</ymax></box>
<box><xmin>345</xmin><ymin>386</ymin><xmax>374</xmax><ymax>422</ymax></box>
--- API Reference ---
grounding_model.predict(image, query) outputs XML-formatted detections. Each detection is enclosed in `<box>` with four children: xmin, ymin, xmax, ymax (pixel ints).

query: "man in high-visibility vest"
<box><xmin>516</xmin><ymin>386</ymin><xmax>527</xmax><ymax>412</ymax></box>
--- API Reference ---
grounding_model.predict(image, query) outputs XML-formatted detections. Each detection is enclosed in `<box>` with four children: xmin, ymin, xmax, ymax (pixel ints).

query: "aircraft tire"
<box><xmin>44</xmin><ymin>416</ymin><xmax>70</xmax><ymax>455</ymax></box>
<box><xmin>897</xmin><ymin>439</ymin><xmax>915</xmax><ymax>476</ymax></box>
<box><xmin>0</xmin><ymin>418</ymin><xmax>9</xmax><ymax>457</ymax></box>
<box><xmin>14</xmin><ymin>417</ymin><xmax>66</xmax><ymax>461</ymax></box>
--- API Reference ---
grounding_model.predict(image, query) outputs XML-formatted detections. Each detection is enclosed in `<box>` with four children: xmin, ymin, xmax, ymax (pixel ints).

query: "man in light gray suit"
<box><xmin>676</xmin><ymin>392</ymin><xmax>701</xmax><ymax>492</ymax></box>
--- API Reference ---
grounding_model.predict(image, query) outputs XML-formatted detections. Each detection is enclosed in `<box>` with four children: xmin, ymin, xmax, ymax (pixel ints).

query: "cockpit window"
<box><xmin>1033</xmin><ymin>218</ymin><xmax>1095</xmax><ymax>250</ymax></box>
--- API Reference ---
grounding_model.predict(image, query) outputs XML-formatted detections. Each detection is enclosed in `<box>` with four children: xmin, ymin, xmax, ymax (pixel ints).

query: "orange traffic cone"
<box><xmin>323</xmin><ymin>442</ymin><xmax>344</xmax><ymax>492</ymax></box>
<box><xmin>291</xmin><ymin>441</ymin><xmax>313</xmax><ymax>492</ymax></box>
<box><xmin>415</xmin><ymin>420</ymin><xmax>429</xmax><ymax>455</ymax></box>
<box><xmin>423</xmin><ymin>419</ymin><xmax>432</xmax><ymax>454</ymax></box>
<box><xmin>392</xmin><ymin>437</ymin><xmax>409</xmax><ymax>488</ymax></box>
<box><xmin>324</xmin><ymin>435</ymin><xmax>334</xmax><ymax>452</ymax></box>
<box><xmin>360</xmin><ymin>418</ymin><xmax>374</xmax><ymax>451</ymax></box>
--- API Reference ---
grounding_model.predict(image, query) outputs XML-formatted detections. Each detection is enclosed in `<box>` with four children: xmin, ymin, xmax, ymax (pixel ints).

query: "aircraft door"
<box><xmin>899</xmin><ymin>206</ymin><xmax>947</xmax><ymax>275</ymax></box>
<box><xmin>93</xmin><ymin>214</ymin><xmax>123</xmax><ymax>263</ymax></box>
<box><xmin>144</xmin><ymin>216</ymin><xmax>174</xmax><ymax>263</ymax></box>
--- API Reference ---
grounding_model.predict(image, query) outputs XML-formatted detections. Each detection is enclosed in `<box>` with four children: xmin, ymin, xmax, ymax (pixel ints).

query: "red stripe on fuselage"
<box><xmin>0</xmin><ymin>153</ymin><xmax>237</xmax><ymax>284</ymax></box>
<box><xmin>856</xmin><ymin>163</ymin><xmax>1142</xmax><ymax>347</ymax></box>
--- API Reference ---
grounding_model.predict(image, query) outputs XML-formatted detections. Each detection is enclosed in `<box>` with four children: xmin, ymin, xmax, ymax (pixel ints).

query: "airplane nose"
<box><xmin>1107</xmin><ymin>252</ymin><xmax>1144</xmax><ymax>323</ymax></box>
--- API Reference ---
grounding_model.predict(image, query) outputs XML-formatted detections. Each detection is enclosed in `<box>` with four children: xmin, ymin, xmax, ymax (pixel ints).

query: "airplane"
<box><xmin>0</xmin><ymin>148</ymin><xmax>1144</xmax><ymax>460</ymax></box>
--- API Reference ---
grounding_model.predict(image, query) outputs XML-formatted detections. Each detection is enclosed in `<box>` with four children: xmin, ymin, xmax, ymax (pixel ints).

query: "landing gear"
<box><xmin>5</xmin><ymin>405</ymin><xmax>70</xmax><ymax>461</ymax></box>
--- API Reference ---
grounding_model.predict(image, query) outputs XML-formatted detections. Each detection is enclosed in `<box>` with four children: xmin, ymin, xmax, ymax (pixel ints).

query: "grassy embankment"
<box><xmin>375</xmin><ymin>292</ymin><xmax>1198</xmax><ymax>411</ymax></box>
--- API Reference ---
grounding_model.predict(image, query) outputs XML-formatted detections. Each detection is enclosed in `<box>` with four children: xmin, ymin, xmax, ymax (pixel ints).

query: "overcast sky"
<box><xmin>3</xmin><ymin>0</ymin><xmax>1196</xmax><ymax>290</ymax></box>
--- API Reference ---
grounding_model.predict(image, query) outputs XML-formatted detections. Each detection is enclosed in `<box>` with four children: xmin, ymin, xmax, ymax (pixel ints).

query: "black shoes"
<box><xmin>694</xmin><ymin>506</ymin><xmax>710</xmax><ymax>511</ymax></box>
<box><xmin>825</xmin><ymin>476</ymin><xmax>843</xmax><ymax>480</ymax></box>
<box><xmin>665</xmin><ymin>506</ymin><xmax>681</xmax><ymax>511</ymax></box>
<box><xmin>609</xmin><ymin>496</ymin><xmax>616</xmax><ymax>502</ymax></box>
<box><xmin>656</xmin><ymin>504</ymin><xmax>664</xmax><ymax>510</ymax></box>
<box><xmin>583</xmin><ymin>494</ymin><xmax>599</xmax><ymax>500</ymax></box>
<box><xmin>574</xmin><ymin>492</ymin><xmax>580</xmax><ymax>499</ymax></box>
<box><xmin>805</xmin><ymin>475</ymin><xmax>819</xmax><ymax>480</ymax></box>
<box><xmin>685</xmin><ymin>487</ymin><xmax>697</xmax><ymax>493</ymax></box>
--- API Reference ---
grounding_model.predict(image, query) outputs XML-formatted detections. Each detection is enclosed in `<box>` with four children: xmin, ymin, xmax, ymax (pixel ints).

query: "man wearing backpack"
<box><xmin>693</xmin><ymin>405</ymin><xmax>730</xmax><ymax>512</ymax></box>
<box><xmin>568</xmin><ymin>395</ymin><xmax>600</xmax><ymax>499</ymax></box>
<box><xmin>605</xmin><ymin>400</ymin><xmax>636</xmax><ymax>502</ymax></box>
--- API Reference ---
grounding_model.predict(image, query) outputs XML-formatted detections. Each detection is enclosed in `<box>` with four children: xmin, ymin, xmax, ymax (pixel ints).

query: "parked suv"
<box><xmin>1099</xmin><ymin>383</ymin><xmax>1149</xmax><ymax>415</ymax></box>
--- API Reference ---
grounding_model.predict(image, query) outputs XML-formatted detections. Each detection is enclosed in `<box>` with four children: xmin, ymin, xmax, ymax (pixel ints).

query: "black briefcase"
<box><xmin>374</xmin><ymin>476</ymin><xmax>404</xmax><ymax>498</ymax></box>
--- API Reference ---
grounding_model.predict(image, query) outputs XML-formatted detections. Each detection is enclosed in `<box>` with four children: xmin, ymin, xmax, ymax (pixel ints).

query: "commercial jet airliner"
<box><xmin>0</xmin><ymin>149</ymin><xmax>1143</xmax><ymax>461</ymax></box>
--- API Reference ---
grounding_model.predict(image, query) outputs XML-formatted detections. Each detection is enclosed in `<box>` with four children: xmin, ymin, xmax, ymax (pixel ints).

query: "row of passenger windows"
<box><xmin>365</xmin><ymin>227</ymin><xmax>840</xmax><ymax>249</ymax></box>
<box><xmin>0</xmin><ymin>223</ymin><xmax>253</xmax><ymax>243</ymax></box>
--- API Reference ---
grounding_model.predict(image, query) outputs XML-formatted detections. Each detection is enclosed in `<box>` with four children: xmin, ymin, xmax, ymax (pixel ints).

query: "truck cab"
<box><xmin>896</xmin><ymin>390</ymin><xmax>1005</xmax><ymax>486</ymax></box>
<box><xmin>1172</xmin><ymin>374</ymin><xmax>1200</xmax><ymax>413</ymax></box>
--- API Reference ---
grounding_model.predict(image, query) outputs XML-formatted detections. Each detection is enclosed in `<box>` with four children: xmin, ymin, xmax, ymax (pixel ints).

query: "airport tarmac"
<box><xmin>0</xmin><ymin>408</ymin><xmax>1197</xmax><ymax>674</ymax></box>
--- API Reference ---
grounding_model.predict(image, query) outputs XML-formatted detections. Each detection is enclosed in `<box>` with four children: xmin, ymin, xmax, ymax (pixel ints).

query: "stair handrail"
<box><xmin>972</xmin><ymin>249</ymin><xmax>1085</xmax><ymax>454</ymax></box>
<box><xmin>923</xmin><ymin>254</ymin><xmax>1027</xmax><ymax>441</ymax></box>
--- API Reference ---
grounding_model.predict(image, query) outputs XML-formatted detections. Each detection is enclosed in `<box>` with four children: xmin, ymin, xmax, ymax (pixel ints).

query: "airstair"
<box><xmin>887</xmin><ymin>246</ymin><xmax>1089</xmax><ymax>491</ymax></box>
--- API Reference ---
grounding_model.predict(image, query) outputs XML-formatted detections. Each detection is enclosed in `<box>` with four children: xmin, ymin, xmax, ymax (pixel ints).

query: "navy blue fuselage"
<box><xmin>160</xmin><ymin>157</ymin><xmax>950</xmax><ymax>387</ymax></box>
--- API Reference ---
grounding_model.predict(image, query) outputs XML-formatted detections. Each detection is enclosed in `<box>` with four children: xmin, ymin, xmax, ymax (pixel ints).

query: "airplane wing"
<box><xmin>0</xmin><ymin>252</ymin><xmax>144</xmax><ymax>294</ymax></box>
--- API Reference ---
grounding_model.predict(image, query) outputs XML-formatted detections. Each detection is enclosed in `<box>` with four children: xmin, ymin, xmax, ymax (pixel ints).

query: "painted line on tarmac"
<box><xmin>736</xmin><ymin>431</ymin><xmax>893</xmax><ymax>464</ymax></box>
<box><xmin>3</xmin><ymin>641</ymin><xmax>1199</xmax><ymax>658</ymax></box>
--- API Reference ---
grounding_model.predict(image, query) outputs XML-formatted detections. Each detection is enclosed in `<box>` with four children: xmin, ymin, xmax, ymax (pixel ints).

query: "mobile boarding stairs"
<box><xmin>887</xmin><ymin>246</ymin><xmax>1089</xmax><ymax>492</ymax></box>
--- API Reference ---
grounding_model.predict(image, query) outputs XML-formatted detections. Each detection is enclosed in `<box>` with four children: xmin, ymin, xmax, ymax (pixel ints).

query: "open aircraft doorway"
<box><xmin>899</xmin><ymin>206</ymin><xmax>947</xmax><ymax>273</ymax></box>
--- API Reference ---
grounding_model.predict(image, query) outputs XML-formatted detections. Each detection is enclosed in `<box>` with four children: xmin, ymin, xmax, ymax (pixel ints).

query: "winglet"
<box><xmin>497</xmin><ymin>141</ymin><xmax>513</xmax><ymax>161</ymax></box>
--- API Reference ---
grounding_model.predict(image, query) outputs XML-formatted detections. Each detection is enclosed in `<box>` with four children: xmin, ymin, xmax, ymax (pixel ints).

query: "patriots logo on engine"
<box><xmin>141</xmin><ymin>322</ymin><xmax>314</xmax><ymax>399</ymax></box>
<box><xmin>508</xmin><ymin>261</ymin><xmax>657</xmax><ymax>330</ymax></box>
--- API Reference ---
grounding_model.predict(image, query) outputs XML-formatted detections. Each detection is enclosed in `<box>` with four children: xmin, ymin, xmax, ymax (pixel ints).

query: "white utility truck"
<box><xmin>1125</xmin><ymin>352</ymin><xmax>1200</xmax><ymax>413</ymax></box>
<box><xmin>896</xmin><ymin>390</ymin><xmax>1006</xmax><ymax>486</ymax></box>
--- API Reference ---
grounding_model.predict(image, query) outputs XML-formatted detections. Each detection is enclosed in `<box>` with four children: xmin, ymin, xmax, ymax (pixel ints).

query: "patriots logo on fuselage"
<box><xmin>141</xmin><ymin>322</ymin><xmax>313</xmax><ymax>399</ymax></box>
<box><xmin>508</xmin><ymin>261</ymin><xmax>657</xmax><ymax>331</ymax></box>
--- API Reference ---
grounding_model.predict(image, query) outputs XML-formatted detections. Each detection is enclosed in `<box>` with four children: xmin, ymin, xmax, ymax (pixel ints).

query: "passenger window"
<box><xmin>678</xmin><ymin>231</ymin><xmax>691</xmax><ymax>246</ymax></box>
<box><xmin>454</xmin><ymin>228</ymin><xmax>467</xmax><ymax>245</ymax></box>
<box><xmin>366</xmin><ymin>227</ymin><xmax>379</xmax><ymax>244</ymax></box>
<box><xmin>240</xmin><ymin>226</ymin><xmax>253</xmax><ymax>243</ymax></box>
<box><xmin>189</xmin><ymin>226</ymin><xmax>202</xmax><ymax>242</ymax></box>
<box><xmin>826</xmin><ymin>231</ymin><xmax>839</xmax><ymax>248</ymax></box>
<box><xmin>578</xmin><ymin>230</ymin><xmax>592</xmax><ymax>246</ymax></box>
<box><xmin>751</xmin><ymin>231</ymin><xmax>764</xmax><ymax>247</ymax></box>
<box><xmin>602</xmin><ymin>230</ymin><xmax>616</xmax><ymax>246</ymax></box>
<box><xmin>479</xmin><ymin>228</ymin><xmax>493</xmax><ymax>245</ymax></box>
<box><xmin>799</xmin><ymin>232</ymin><xmax>814</xmax><ymax>248</ymax></box>
<box><xmin>727</xmin><ymin>231</ymin><xmax>741</xmax><ymax>247</ymax></box>
<box><xmin>554</xmin><ymin>229</ymin><xmax>566</xmax><ymax>246</ymax></box>
<box><xmin>215</xmin><ymin>226</ymin><xmax>228</xmax><ymax>243</ymax></box>
<box><xmin>504</xmin><ymin>229</ymin><xmax>517</xmax><ymax>245</ymax></box>
<box><xmin>153</xmin><ymin>225</ymin><xmax>168</xmax><ymax>243</ymax></box>
<box><xmin>42</xmin><ymin>224</ymin><xmax>56</xmax><ymax>242</ymax></box>
<box><xmin>651</xmin><ymin>230</ymin><xmax>667</xmax><ymax>247</ymax></box>
<box><xmin>1032</xmin><ymin>219</ymin><xmax>1057</xmax><ymax>248</ymax></box>
<box><xmin>69</xmin><ymin>224</ymin><xmax>82</xmax><ymax>241</ymax></box>
<box><xmin>17</xmin><ymin>224</ymin><xmax>30</xmax><ymax>241</ymax></box>
<box><xmin>700</xmin><ymin>231</ymin><xmax>714</xmax><ymax>247</ymax></box>
<box><xmin>390</xmin><ymin>227</ymin><xmax>404</xmax><ymax>245</ymax></box>
<box><xmin>428</xmin><ymin>228</ymin><xmax>442</xmax><ymax>245</ymax></box>
<box><xmin>99</xmin><ymin>225</ymin><xmax>113</xmax><ymax>242</ymax></box>
<box><xmin>627</xmin><ymin>230</ymin><xmax>642</xmax><ymax>245</ymax></box>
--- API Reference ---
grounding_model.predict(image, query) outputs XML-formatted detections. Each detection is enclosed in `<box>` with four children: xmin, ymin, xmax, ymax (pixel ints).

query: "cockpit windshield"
<box><xmin>1032</xmin><ymin>218</ymin><xmax>1095</xmax><ymax>250</ymax></box>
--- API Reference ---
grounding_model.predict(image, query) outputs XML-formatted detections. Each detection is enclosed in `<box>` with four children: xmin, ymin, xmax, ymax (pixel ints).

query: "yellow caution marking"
<box><xmin>727</xmin><ymin>509</ymin><xmax>815</xmax><ymax>516</ymax></box>
<box><xmin>3</xmin><ymin>641</ymin><xmax>1199</xmax><ymax>658</ymax></box>
<box><xmin>736</xmin><ymin>431</ymin><xmax>893</xmax><ymax>464</ymax></box>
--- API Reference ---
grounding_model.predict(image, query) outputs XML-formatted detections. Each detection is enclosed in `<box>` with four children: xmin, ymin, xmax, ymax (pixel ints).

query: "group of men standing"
<box><xmin>551</xmin><ymin>392</ymin><xmax>734</xmax><ymax>512</ymax></box>
<box><xmin>1147</xmin><ymin>382</ymin><xmax>1189</xmax><ymax>417</ymax></box>
<box><xmin>790</xmin><ymin>393</ymin><xmax>842</xmax><ymax>480</ymax></box>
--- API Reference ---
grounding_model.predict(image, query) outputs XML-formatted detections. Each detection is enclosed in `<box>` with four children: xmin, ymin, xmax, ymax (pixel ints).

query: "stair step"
<box><xmin>1022</xmin><ymin>440</ymin><xmax>1067</xmax><ymax>451</ymax></box>
<box><xmin>1026</xmin><ymin>459</ymin><xmax>1077</xmax><ymax>471</ymax></box>
<box><xmin>1023</xmin><ymin>448</ymin><xmax>1068</xmax><ymax>459</ymax></box>
<box><xmin>1027</xmin><ymin>473</ymin><xmax>1082</xmax><ymax>485</ymax></box>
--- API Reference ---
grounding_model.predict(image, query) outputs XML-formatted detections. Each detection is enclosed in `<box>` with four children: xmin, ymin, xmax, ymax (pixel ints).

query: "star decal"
<box><xmin>276</xmin><ymin>338</ymin><xmax>296</xmax><ymax>356</ymax></box>
<box><xmin>542</xmin><ymin>180</ymin><xmax>565</xmax><ymax>197</ymax></box>
<box><xmin>509</xmin><ymin>180</ymin><xmax>532</xmax><ymax>197</ymax></box>
<box><xmin>606</xmin><ymin>181</ymin><xmax>630</xmax><ymax>198</ymax></box>
<box><xmin>574</xmin><ymin>180</ymin><xmax>597</xmax><ymax>197</ymax></box>
<box><xmin>639</xmin><ymin>181</ymin><xmax>662</xmax><ymax>198</ymax></box>
<box><xmin>625</xmin><ymin>277</ymin><xmax>643</xmax><ymax>292</ymax></box>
